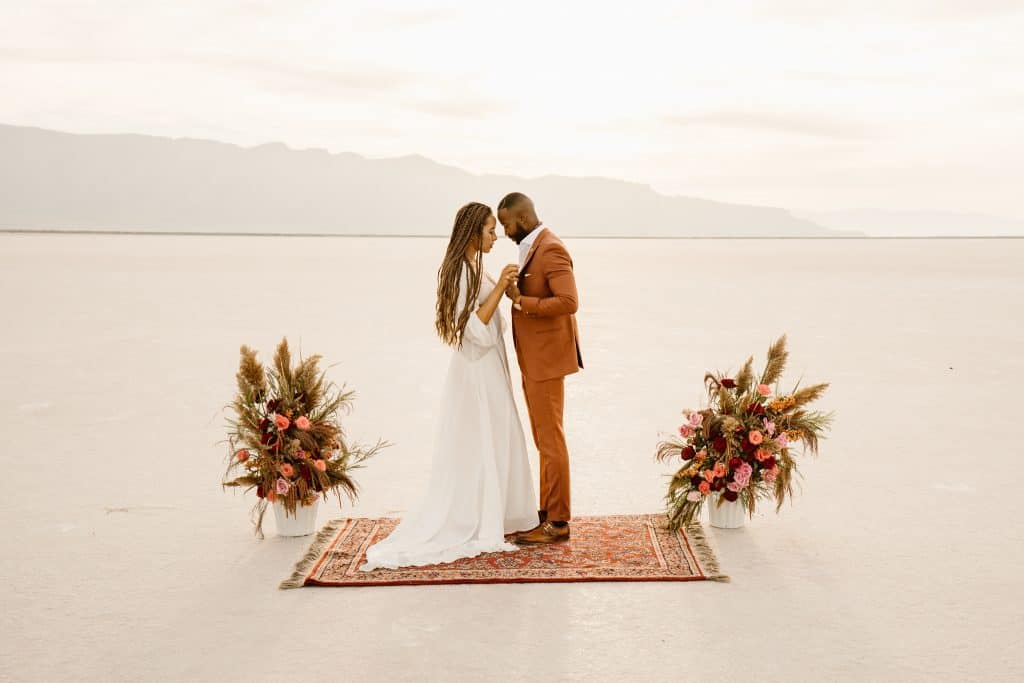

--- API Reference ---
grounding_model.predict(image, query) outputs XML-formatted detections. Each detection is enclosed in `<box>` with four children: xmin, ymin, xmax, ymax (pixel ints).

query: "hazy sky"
<box><xmin>2</xmin><ymin>1</ymin><xmax>1022</xmax><ymax>219</ymax></box>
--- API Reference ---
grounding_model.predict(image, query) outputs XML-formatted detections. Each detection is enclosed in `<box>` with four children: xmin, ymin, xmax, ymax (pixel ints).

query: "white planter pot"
<box><xmin>272</xmin><ymin>497</ymin><xmax>320</xmax><ymax>537</ymax></box>
<box><xmin>707</xmin><ymin>491</ymin><xmax>746</xmax><ymax>529</ymax></box>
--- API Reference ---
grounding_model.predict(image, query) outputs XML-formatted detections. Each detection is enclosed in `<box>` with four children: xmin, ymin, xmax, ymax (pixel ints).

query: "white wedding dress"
<box><xmin>358</xmin><ymin>265</ymin><xmax>539</xmax><ymax>572</ymax></box>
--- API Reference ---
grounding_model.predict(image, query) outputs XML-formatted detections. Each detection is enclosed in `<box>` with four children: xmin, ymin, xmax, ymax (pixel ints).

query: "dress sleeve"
<box><xmin>458</xmin><ymin>268</ymin><xmax>500</xmax><ymax>359</ymax></box>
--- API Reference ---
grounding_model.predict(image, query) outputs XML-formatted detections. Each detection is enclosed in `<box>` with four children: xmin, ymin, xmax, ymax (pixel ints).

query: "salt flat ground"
<box><xmin>1</xmin><ymin>234</ymin><xmax>1022</xmax><ymax>682</ymax></box>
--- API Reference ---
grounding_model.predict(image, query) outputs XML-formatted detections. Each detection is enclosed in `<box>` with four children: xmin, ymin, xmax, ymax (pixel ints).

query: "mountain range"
<box><xmin>0</xmin><ymin>123</ymin><xmax>859</xmax><ymax>237</ymax></box>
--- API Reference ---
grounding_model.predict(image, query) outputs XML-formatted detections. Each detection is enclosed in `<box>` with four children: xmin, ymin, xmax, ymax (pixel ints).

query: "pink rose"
<box><xmin>686</xmin><ymin>490</ymin><xmax>702</xmax><ymax>502</ymax></box>
<box><xmin>726</xmin><ymin>481</ymin><xmax>741</xmax><ymax>492</ymax></box>
<box><xmin>679</xmin><ymin>424</ymin><xmax>694</xmax><ymax>438</ymax></box>
<box><xmin>734</xmin><ymin>463</ymin><xmax>752</xmax><ymax>487</ymax></box>
<box><xmin>294</xmin><ymin>416</ymin><xmax>311</xmax><ymax>431</ymax></box>
<box><xmin>765</xmin><ymin>468</ymin><xmax>778</xmax><ymax>484</ymax></box>
<box><xmin>689</xmin><ymin>412</ymin><xmax>703</xmax><ymax>427</ymax></box>
<box><xmin>275</xmin><ymin>477</ymin><xmax>290</xmax><ymax>494</ymax></box>
<box><xmin>776</xmin><ymin>433</ymin><xmax>789</xmax><ymax>447</ymax></box>
<box><xmin>273</xmin><ymin>413</ymin><xmax>290</xmax><ymax>430</ymax></box>
<box><xmin>313</xmin><ymin>460</ymin><xmax>327</xmax><ymax>472</ymax></box>
<box><xmin>757</xmin><ymin>384</ymin><xmax>772</xmax><ymax>397</ymax></box>
<box><xmin>763</xmin><ymin>419</ymin><xmax>776</xmax><ymax>436</ymax></box>
<box><xmin>748</xmin><ymin>430</ymin><xmax>763</xmax><ymax>445</ymax></box>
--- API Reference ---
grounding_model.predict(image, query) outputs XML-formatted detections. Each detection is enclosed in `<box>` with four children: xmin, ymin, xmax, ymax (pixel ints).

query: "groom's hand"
<box><xmin>505</xmin><ymin>283</ymin><xmax>523</xmax><ymax>310</ymax></box>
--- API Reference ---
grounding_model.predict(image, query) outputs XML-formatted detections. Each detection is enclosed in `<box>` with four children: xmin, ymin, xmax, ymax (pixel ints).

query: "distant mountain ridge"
<box><xmin>796</xmin><ymin>208</ymin><xmax>1024</xmax><ymax>237</ymax></box>
<box><xmin>0</xmin><ymin>123</ymin><xmax>859</xmax><ymax>237</ymax></box>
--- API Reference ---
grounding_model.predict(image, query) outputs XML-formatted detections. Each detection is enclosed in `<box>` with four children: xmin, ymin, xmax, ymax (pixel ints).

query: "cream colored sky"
<box><xmin>2</xmin><ymin>1</ymin><xmax>1022</xmax><ymax>219</ymax></box>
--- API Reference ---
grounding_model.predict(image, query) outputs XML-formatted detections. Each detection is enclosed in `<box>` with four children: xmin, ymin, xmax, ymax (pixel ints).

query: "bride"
<box><xmin>358</xmin><ymin>202</ymin><xmax>539</xmax><ymax>572</ymax></box>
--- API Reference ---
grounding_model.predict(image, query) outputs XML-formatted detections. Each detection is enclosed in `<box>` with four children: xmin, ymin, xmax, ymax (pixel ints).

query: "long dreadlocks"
<box><xmin>435</xmin><ymin>202</ymin><xmax>493</xmax><ymax>349</ymax></box>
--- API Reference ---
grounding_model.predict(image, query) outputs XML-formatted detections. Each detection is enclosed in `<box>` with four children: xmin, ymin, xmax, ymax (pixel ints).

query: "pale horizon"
<box><xmin>2</xmin><ymin>1</ymin><xmax>1022</xmax><ymax>222</ymax></box>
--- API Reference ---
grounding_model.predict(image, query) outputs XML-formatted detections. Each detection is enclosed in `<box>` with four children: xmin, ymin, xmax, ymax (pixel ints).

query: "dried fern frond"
<box><xmin>655</xmin><ymin>436</ymin><xmax>685</xmax><ymax>463</ymax></box>
<box><xmin>790</xmin><ymin>382</ymin><xmax>830</xmax><ymax>410</ymax></box>
<box><xmin>273</xmin><ymin>338</ymin><xmax>294</xmax><ymax>402</ymax></box>
<box><xmin>735</xmin><ymin>356</ymin><xmax>755</xmax><ymax>394</ymax></box>
<box><xmin>759</xmin><ymin>334</ymin><xmax>789</xmax><ymax>386</ymax></box>
<box><xmin>236</xmin><ymin>345</ymin><xmax>266</xmax><ymax>397</ymax></box>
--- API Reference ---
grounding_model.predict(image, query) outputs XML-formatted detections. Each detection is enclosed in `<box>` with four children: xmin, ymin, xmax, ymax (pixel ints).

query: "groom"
<box><xmin>497</xmin><ymin>192</ymin><xmax>584</xmax><ymax>545</ymax></box>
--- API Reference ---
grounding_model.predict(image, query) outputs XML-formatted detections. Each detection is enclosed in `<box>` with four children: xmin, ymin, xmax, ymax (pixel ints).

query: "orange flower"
<box><xmin>713</xmin><ymin>462</ymin><xmax>727</xmax><ymax>478</ymax></box>
<box><xmin>279</xmin><ymin>463</ymin><xmax>295</xmax><ymax>478</ymax></box>
<box><xmin>273</xmin><ymin>413</ymin><xmax>290</xmax><ymax>430</ymax></box>
<box><xmin>698</xmin><ymin>481</ymin><xmax>711</xmax><ymax>494</ymax></box>
<box><xmin>294</xmin><ymin>416</ymin><xmax>311</xmax><ymax>431</ymax></box>
<box><xmin>703</xmin><ymin>469</ymin><xmax>715</xmax><ymax>482</ymax></box>
<box><xmin>748</xmin><ymin>430</ymin><xmax>763</xmax><ymax>445</ymax></box>
<box><xmin>313</xmin><ymin>460</ymin><xmax>327</xmax><ymax>472</ymax></box>
<box><xmin>235</xmin><ymin>449</ymin><xmax>249</xmax><ymax>462</ymax></box>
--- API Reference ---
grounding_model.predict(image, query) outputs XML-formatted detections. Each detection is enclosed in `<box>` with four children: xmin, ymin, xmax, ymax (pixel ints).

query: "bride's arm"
<box><xmin>473</xmin><ymin>265</ymin><xmax>517</xmax><ymax>325</ymax></box>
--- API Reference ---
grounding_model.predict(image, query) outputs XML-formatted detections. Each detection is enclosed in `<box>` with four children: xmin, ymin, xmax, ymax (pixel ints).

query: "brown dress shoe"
<box><xmin>509</xmin><ymin>510</ymin><xmax>548</xmax><ymax>541</ymax></box>
<box><xmin>513</xmin><ymin>521</ymin><xmax>570</xmax><ymax>545</ymax></box>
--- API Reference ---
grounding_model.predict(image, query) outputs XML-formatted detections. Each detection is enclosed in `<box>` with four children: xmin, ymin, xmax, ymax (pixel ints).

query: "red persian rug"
<box><xmin>280</xmin><ymin>513</ymin><xmax>728</xmax><ymax>588</ymax></box>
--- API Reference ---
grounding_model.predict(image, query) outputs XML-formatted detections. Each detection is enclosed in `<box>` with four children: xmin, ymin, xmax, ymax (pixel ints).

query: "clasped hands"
<box><xmin>498</xmin><ymin>264</ymin><xmax>523</xmax><ymax>311</ymax></box>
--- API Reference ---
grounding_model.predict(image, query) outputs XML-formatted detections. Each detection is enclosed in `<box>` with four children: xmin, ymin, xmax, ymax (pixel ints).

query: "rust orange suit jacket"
<box><xmin>511</xmin><ymin>227</ymin><xmax>584</xmax><ymax>381</ymax></box>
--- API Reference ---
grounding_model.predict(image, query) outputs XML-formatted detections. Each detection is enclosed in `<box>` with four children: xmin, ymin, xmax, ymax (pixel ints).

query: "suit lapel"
<box><xmin>521</xmin><ymin>227</ymin><xmax>549</xmax><ymax>273</ymax></box>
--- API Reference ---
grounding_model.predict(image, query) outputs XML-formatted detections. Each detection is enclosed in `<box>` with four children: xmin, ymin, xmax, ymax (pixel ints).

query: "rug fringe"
<box><xmin>278</xmin><ymin>518</ymin><xmax>347</xmax><ymax>590</ymax></box>
<box><xmin>683</xmin><ymin>521</ymin><xmax>731</xmax><ymax>583</ymax></box>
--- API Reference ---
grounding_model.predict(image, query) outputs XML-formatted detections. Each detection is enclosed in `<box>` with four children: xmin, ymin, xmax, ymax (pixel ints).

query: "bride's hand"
<box><xmin>499</xmin><ymin>264</ymin><xmax>519</xmax><ymax>286</ymax></box>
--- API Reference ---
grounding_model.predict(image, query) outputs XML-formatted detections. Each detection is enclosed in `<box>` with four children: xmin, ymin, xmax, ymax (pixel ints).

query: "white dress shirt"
<box><xmin>518</xmin><ymin>224</ymin><xmax>546</xmax><ymax>268</ymax></box>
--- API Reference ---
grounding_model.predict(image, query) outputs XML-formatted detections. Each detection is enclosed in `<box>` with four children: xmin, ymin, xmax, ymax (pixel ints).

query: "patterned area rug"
<box><xmin>280</xmin><ymin>513</ymin><xmax>728</xmax><ymax>588</ymax></box>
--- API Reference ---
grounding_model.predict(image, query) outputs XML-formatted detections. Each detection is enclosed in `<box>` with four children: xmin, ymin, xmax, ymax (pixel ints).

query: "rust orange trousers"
<box><xmin>520</xmin><ymin>374</ymin><xmax>571</xmax><ymax>522</ymax></box>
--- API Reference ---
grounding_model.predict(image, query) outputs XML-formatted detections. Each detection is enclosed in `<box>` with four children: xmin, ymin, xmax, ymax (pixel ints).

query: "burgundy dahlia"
<box><xmin>681</xmin><ymin>445</ymin><xmax>696</xmax><ymax>460</ymax></box>
<box><xmin>712</xmin><ymin>437</ymin><xmax>727</xmax><ymax>453</ymax></box>
<box><xmin>723</xmin><ymin>489</ymin><xmax>739</xmax><ymax>502</ymax></box>
<box><xmin>721</xmin><ymin>378</ymin><xmax>736</xmax><ymax>388</ymax></box>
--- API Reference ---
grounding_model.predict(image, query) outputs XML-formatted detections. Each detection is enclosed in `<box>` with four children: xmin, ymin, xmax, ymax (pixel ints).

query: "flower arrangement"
<box><xmin>655</xmin><ymin>334</ymin><xmax>834</xmax><ymax>530</ymax></box>
<box><xmin>222</xmin><ymin>338</ymin><xmax>389</xmax><ymax>538</ymax></box>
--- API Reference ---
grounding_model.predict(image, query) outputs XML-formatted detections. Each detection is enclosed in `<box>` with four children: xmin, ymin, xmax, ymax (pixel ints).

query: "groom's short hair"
<box><xmin>498</xmin><ymin>192</ymin><xmax>530</xmax><ymax>212</ymax></box>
